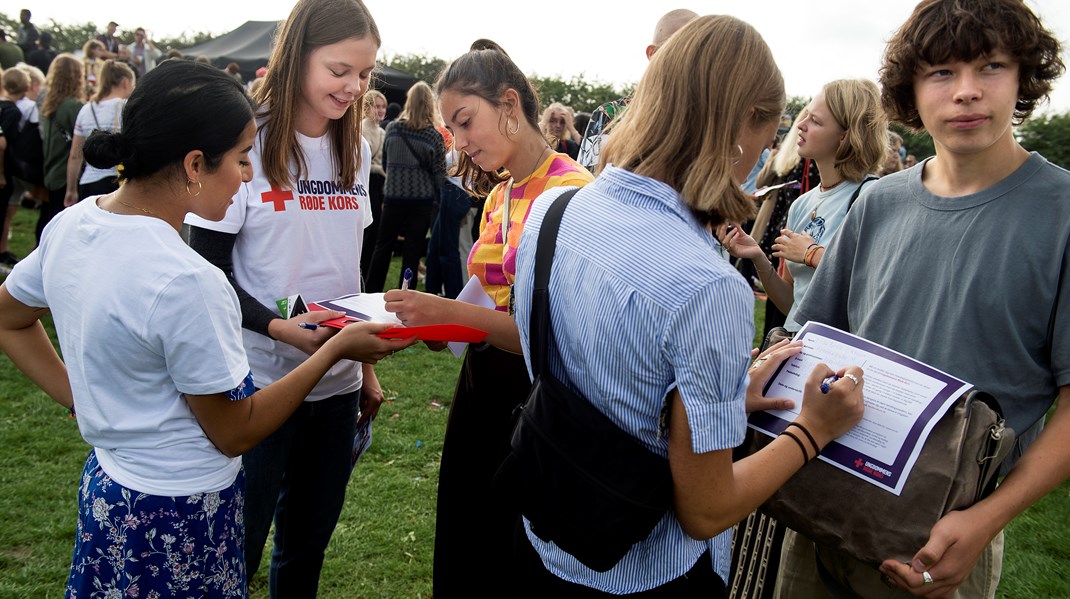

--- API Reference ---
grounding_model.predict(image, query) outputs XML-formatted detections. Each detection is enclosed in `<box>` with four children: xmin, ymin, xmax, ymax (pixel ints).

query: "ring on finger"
<box><xmin>922</xmin><ymin>571</ymin><xmax>934</xmax><ymax>586</ymax></box>
<box><xmin>843</xmin><ymin>373</ymin><xmax>860</xmax><ymax>387</ymax></box>
<box><xmin>751</xmin><ymin>356</ymin><xmax>769</xmax><ymax>370</ymax></box>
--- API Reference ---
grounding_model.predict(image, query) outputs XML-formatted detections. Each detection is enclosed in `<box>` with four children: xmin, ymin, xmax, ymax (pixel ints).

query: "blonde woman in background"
<box><xmin>65</xmin><ymin>60</ymin><xmax>135</xmax><ymax>205</ymax></box>
<box><xmin>81</xmin><ymin>39</ymin><xmax>105</xmax><ymax>95</ymax></box>
<box><xmin>540</xmin><ymin>101</ymin><xmax>581</xmax><ymax>160</ymax></box>
<box><xmin>39</xmin><ymin>54</ymin><xmax>83</xmax><ymax>240</ymax></box>
<box><xmin>749</xmin><ymin>108</ymin><xmax>823</xmax><ymax>337</ymax></box>
<box><xmin>365</xmin><ymin>81</ymin><xmax>446</xmax><ymax>292</ymax></box>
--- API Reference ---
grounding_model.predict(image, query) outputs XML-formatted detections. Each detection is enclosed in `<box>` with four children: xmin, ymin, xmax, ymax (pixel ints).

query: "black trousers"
<box><xmin>433</xmin><ymin>344</ymin><xmax>532</xmax><ymax>597</ymax></box>
<box><xmin>359</xmin><ymin>172</ymin><xmax>385</xmax><ymax>284</ymax></box>
<box><xmin>364</xmin><ymin>197</ymin><xmax>432</xmax><ymax>292</ymax></box>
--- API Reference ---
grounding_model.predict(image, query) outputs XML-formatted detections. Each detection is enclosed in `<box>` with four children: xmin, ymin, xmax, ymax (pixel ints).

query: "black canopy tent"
<box><xmin>180</xmin><ymin>21</ymin><xmax>418</xmax><ymax>106</ymax></box>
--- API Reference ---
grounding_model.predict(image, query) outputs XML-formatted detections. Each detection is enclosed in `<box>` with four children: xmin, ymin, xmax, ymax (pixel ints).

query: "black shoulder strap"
<box><xmin>847</xmin><ymin>176</ymin><xmax>879</xmax><ymax>210</ymax></box>
<box><xmin>530</xmin><ymin>187</ymin><xmax>581</xmax><ymax>379</ymax></box>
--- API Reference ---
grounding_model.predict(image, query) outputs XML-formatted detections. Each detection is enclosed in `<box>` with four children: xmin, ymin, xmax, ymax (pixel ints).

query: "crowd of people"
<box><xmin>0</xmin><ymin>0</ymin><xmax>1067</xmax><ymax>597</ymax></box>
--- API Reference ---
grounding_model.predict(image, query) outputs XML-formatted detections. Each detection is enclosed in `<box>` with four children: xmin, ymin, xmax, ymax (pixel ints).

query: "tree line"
<box><xmin>6</xmin><ymin>11</ymin><xmax>1064</xmax><ymax>169</ymax></box>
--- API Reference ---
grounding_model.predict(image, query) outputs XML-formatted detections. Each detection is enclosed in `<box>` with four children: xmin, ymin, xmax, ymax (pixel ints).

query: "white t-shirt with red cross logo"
<box><xmin>186</xmin><ymin>128</ymin><xmax>373</xmax><ymax>401</ymax></box>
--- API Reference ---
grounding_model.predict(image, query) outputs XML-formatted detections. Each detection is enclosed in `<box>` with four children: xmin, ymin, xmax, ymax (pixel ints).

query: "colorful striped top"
<box><xmin>467</xmin><ymin>152</ymin><xmax>593</xmax><ymax>311</ymax></box>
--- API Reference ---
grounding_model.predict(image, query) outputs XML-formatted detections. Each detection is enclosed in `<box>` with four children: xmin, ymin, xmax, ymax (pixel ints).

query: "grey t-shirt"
<box><xmin>797</xmin><ymin>153</ymin><xmax>1070</xmax><ymax>453</ymax></box>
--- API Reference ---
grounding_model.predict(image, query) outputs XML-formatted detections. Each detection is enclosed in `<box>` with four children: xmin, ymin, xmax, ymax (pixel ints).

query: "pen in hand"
<box><xmin>298</xmin><ymin>322</ymin><xmax>318</xmax><ymax>331</ymax></box>
<box><xmin>401</xmin><ymin>267</ymin><xmax>413</xmax><ymax>291</ymax></box>
<box><xmin>821</xmin><ymin>374</ymin><xmax>841</xmax><ymax>394</ymax></box>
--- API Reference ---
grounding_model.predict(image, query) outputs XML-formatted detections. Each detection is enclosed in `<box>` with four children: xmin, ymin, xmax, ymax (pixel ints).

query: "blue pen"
<box><xmin>821</xmin><ymin>375</ymin><xmax>840</xmax><ymax>394</ymax></box>
<box><xmin>401</xmin><ymin>267</ymin><xmax>414</xmax><ymax>291</ymax></box>
<box><xmin>298</xmin><ymin>322</ymin><xmax>318</xmax><ymax>331</ymax></box>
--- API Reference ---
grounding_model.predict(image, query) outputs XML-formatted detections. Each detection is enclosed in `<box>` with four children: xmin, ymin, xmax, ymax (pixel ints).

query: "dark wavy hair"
<box><xmin>435</xmin><ymin>42</ymin><xmax>541</xmax><ymax>197</ymax></box>
<box><xmin>880</xmin><ymin>0</ymin><xmax>1064</xmax><ymax>129</ymax></box>
<box><xmin>83</xmin><ymin>59</ymin><xmax>256</xmax><ymax>182</ymax></box>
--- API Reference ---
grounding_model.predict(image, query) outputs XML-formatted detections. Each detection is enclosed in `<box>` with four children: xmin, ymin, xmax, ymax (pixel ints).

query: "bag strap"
<box><xmin>530</xmin><ymin>187</ymin><xmax>582</xmax><ymax>379</ymax></box>
<box><xmin>847</xmin><ymin>176</ymin><xmax>878</xmax><ymax>210</ymax></box>
<box><xmin>397</xmin><ymin>125</ymin><xmax>431</xmax><ymax>173</ymax></box>
<box><xmin>90</xmin><ymin>103</ymin><xmax>101</xmax><ymax>130</ymax></box>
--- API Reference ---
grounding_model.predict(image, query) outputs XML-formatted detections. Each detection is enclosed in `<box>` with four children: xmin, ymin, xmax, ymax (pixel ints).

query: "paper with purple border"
<box><xmin>748</xmin><ymin>321</ymin><xmax>972</xmax><ymax>495</ymax></box>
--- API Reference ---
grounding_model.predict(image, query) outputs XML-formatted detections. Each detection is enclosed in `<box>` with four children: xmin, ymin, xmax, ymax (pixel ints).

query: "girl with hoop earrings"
<box><xmin>382</xmin><ymin>40</ymin><xmax>593</xmax><ymax>595</ymax></box>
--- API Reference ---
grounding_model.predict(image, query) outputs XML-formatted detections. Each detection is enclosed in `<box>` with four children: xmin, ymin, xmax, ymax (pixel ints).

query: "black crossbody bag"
<box><xmin>494</xmin><ymin>187</ymin><xmax>673</xmax><ymax>572</ymax></box>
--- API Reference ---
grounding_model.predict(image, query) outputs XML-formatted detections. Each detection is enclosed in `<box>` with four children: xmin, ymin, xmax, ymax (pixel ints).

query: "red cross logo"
<box><xmin>261</xmin><ymin>186</ymin><xmax>294</xmax><ymax>212</ymax></box>
<box><xmin>854</xmin><ymin>458</ymin><xmax>864</xmax><ymax>469</ymax></box>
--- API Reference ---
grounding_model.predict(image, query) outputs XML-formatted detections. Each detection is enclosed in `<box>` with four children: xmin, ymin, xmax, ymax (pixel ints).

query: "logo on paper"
<box><xmin>856</xmin><ymin>460</ymin><xmax>892</xmax><ymax>479</ymax></box>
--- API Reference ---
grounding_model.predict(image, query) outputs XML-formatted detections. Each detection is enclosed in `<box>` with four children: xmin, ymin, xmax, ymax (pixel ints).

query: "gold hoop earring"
<box><xmin>508</xmin><ymin>115</ymin><xmax>520</xmax><ymax>136</ymax></box>
<box><xmin>186</xmin><ymin>180</ymin><xmax>202</xmax><ymax>197</ymax></box>
<box><xmin>732</xmin><ymin>144</ymin><xmax>744</xmax><ymax>165</ymax></box>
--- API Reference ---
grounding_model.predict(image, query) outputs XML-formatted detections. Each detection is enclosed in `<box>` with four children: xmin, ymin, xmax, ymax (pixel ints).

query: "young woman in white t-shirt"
<box><xmin>0</xmin><ymin>59</ymin><xmax>412</xmax><ymax>598</ymax></box>
<box><xmin>65</xmin><ymin>59</ymin><xmax>134</xmax><ymax>206</ymax></box>
<box><xmin>185</xmin><ymin>0</ymin><xmax>387</xmax><ymax>593</ymax></box>
<box><xmin>722</xmin><ymin>78</ymin><xmax>888</xmax><ymax>331</ymax></box>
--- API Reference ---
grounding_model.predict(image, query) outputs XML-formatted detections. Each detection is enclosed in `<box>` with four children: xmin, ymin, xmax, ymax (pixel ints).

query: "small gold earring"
<box><xmin>508</xmin><ymin>116</ymin><xmax>520</xmax><ymax>135</ymax></box>
<box><xmin>186</xmin><ymin>180</ymin><xmax>202</xmax><ymax>197</ymax></box>
<box><xmin>732</xmin><ymin>144</ymin><xmax>744</xmax><ymax>165</ymax></box>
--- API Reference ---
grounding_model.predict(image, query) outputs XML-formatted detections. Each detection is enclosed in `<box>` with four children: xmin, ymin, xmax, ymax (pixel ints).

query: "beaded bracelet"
<box><xmin>780</xmin><ymin>430</ymin><xmax>810</xmax><ymax>467</ymax></box>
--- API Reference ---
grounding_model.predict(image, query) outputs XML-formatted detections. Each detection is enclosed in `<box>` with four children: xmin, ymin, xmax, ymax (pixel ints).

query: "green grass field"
<box><xmin>0</xmin><ymin>206</ymin><xmax>1066</xmax><ymax>598</ymax></box>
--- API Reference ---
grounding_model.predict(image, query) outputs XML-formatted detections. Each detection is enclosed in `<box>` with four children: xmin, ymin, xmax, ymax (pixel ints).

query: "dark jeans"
<box><xmin>360</xmin><ymin>172</ymin><xmax>385</xmax><ymax>286</ymax></box>
<box><xmin>243</xmin><ymin>390</ymin><xmax>359</xmax><ymax>599</ymax></box>
<box><xmin>424</xmin><ymin>184</ymin><xmax>471</xmax><ymax>298</ymax></box>
<box><xmin>77</xmin><ymin>176</ymin><xmax>119</xmax><ymax>200</ymax></box>
<box><xmin>37</xmin><ymin>187</ymin><xmax>66</xmax><ymax>244</ymax></box>
<box><xmin>515</xmin><ymin>522</ymin><xmax>725</xmax><ymax>598</ymax></box>
<box><xmin>364</xmin><ymin>198</ymin><xmax>433</xmax><ymax>292</ymax></box>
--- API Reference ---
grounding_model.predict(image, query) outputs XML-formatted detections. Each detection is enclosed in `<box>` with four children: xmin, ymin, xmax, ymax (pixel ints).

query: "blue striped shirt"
<box><xmin>513</xmin><ymin>165</ymin><xmax>754</xmax><ymax>593</ymax></box>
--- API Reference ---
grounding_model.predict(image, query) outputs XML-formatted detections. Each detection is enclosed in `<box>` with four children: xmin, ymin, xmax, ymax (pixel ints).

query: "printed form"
<box><xmin>749</xmin><ymin>322</ymin><xmax>972</xmax><ymax>495</ymax></box>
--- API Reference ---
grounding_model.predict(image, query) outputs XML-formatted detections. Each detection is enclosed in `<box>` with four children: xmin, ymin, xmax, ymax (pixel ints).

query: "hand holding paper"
<box><xmin>325</xmin><ymin>321</ymin><xmax>418</xmax><ymax>364</ymax></box>
<box><xmin>746</xmin><ymin>339</ymin><xmax>804</xmax><ymax>413</ymax></box>
<box><xmin>268</xmin><ymin>309</ymin><xmax>345</xmax><ymax>356</ymax></box>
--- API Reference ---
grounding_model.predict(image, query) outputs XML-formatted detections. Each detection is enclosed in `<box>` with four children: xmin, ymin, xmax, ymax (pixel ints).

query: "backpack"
<box><xmin>11</xmin><ymin>104</ymin><xmax>44</xmax><ymax>185</ymax></box>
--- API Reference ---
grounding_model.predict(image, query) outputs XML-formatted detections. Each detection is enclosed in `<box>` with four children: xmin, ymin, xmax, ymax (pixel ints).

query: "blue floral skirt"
<box><xmin>66</xmin><ymin>450</ymin><xmax>247</xmax><ymax>598</ymax></box>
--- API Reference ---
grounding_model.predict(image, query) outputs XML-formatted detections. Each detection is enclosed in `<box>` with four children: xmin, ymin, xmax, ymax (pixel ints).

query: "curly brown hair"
<box><xmin>880</xmin><ymin>0</ymin><xmax>1064</xmax><ymax>129</ymax></box>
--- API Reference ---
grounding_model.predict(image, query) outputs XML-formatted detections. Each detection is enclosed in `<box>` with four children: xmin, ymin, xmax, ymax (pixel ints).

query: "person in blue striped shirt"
<box><xmin>513</xmin><ymin>15</ymin><xmax>866</xmax><ymax>597</ymax></box>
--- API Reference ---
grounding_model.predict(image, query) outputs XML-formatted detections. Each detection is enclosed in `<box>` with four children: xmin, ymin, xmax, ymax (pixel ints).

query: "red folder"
<box><xmin>376</xmin><ymin>324</ymin><xmax>487</xmax><ymax>343</ymax></box>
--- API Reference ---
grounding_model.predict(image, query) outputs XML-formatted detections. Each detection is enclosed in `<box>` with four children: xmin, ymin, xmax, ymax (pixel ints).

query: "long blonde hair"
<box><xmin>362</xmin><ymin>89</ymin><xmax>386</xmax><ymax>121</ymax></box>
<box><xmin>398</xmin><ymin>81</ymin><xmax>435</xmax><ymax>130</ymax></box>
<box><xmin>92</xmin><ymin>60</ymin><xmax>135</xmax><ymax>102</ymax></box>
<box><xmin>255</xmin><ymin>0</ymin><xmax>381</xmax><ymax>190</ymax></box>
<box><xmin>821</xmin><ymin>79</ymin><xmax>888</xmax><ymax>181</ymax></box>
<box><xmin>603</xmin><ymin>15</ymin><xmax>784</xmax><ymax>227</ymax></box>
<box><xmin>42</xmin><ymin>54</ymin><xmax>85</xmax><ymax>119</ymax></box>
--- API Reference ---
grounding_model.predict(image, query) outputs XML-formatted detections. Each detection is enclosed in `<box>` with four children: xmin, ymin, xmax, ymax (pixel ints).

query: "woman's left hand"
<box><xmin>772</xmin><ymin>228</ymin><xmax>816</xmax><ymax>264</ymax></box>
<box><xmin>746</xmin><ymin>339</ymin><xmax>804</xmax><ymax>413</ymax></box>
<box><xmin>383</xmin><ymin>289</ymin><xmax>452</xmax><ymax>326</ymax></box>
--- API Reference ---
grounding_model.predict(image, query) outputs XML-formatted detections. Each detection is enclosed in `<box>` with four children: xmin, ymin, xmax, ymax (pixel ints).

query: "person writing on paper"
<box><xmin>780</xmin><ymin>0</ymin><xmax>1070</xmax><ymax>597</ymax></box>
<box><xmin>185</xmin><ymin>0</ymin><xmax>389</xmax><ymax>594</ymax></box>
<box><xmin>721</xmin><ymin>78</ymin><xmax>887</xmax><ymax>332</ymax></box>
<box><xmin>0</xmin><ymin>59</ymin><xmax>412</xmax><ymax>598</ymax></box>
<box><xmin>510</xmin><ymin>16</ymin><xmax>866</xmax><ymax>595</ymax></box>
<box><xmin>383</xmin><ymin>39</ymin><xmax>593</xmax><ymax>595</ymax></box>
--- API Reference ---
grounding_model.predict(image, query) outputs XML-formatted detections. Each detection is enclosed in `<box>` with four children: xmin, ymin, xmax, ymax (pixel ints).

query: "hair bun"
<box><xmin>82</xmin><ymin>130</ymin><xmax>128</xmax><ymax>170</ymax></box>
